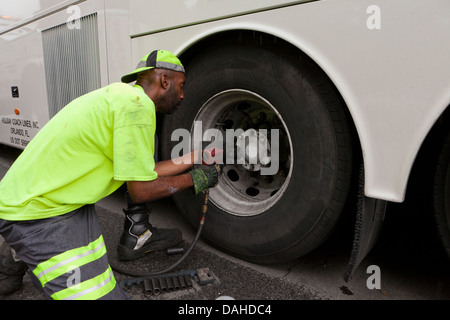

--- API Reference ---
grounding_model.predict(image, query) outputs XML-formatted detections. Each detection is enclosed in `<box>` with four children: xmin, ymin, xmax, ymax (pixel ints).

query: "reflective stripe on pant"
<box><xmin>51</xmin><ymin>265</ymin><xmax>116</xmax><ymax>300</ymax></box>
<box><xmin>32</xmin><ymin>235</ymin><xmax>118</xmax><ymax>300</ymax></box>
<box><xmin>0</xmin><ymin>205</ymin><xmax>129</xmax><ymax>300</ymax></box>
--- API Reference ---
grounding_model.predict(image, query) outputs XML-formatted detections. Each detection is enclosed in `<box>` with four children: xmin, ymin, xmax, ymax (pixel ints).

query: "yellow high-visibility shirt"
<box><xmin>0</xmin><ymin>83</ymin><xmax>157</xmax><ymax>221</ymax></box>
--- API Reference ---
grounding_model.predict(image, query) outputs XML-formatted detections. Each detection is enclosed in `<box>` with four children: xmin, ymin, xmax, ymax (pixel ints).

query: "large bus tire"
<box><xmin>161</xmin><ymin>41</ymin><xmax>353</xmax><ymax>263</ymax></box>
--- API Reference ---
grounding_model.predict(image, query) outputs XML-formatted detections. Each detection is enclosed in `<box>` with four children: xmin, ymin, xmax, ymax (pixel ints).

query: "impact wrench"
<box><xmin>109</xmin><ymin>189</ymin><xmax>210</xmax><ymax>278</ymax></box>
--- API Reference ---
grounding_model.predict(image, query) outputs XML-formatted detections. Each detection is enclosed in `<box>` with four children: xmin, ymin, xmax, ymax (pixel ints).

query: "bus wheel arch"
<box><xmin>161</xmin><ymin>30</ymin><xmax>357</xmax><ymax>263</ymax></box>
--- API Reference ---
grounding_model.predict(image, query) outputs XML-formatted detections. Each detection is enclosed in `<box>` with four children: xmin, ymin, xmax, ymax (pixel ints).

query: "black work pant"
<box><xmin>0</xmin><ymin>205</ymin><xmax>129</xmax><ymax>300</ymax></box>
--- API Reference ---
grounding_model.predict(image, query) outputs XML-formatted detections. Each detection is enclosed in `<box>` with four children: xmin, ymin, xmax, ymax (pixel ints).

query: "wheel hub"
<box><xmin>192</xmin><ymin>89</ymin><xmax>293</xmax><ymax>217</ymax></box>
<box><xmin>236</xmin><ymin>128</ymin><xmax>271</xmax><ymax>172</ymax></box>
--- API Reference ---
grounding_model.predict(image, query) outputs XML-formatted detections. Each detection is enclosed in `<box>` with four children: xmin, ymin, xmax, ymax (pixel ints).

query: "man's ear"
<box><xmin>160</xmin><ymin>73</ymin><xmax>170</xmax><ymax>90</ymax></box>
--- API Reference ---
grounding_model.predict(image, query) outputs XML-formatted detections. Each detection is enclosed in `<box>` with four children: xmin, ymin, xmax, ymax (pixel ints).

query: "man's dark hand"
<box><xmin>188</xmin><ymin>164</ymin><xmax>222</xmax><ymax>195</ymax></box>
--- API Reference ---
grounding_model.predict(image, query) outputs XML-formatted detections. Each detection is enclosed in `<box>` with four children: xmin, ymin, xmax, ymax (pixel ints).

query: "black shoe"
<box><xmin>117</xmin><ymin>226</ymin><xmax>182</xmax><ymax>261</ymax></box>
<box><xmin>0</xmin><ymin>240</ymin><xmax>27</xmax><ymax>295</ymax></box>
<box><xmin>117</xmin><ymin>196</ymin><xmax>182</xmax><ymax>261</ymax></box>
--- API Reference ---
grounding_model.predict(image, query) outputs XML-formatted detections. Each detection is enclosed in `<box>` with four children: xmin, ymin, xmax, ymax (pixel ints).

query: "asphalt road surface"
<box><xmin>1</xmin><ymin>144</ymin><xmax>449</xmax><ymax>303</ymax></box>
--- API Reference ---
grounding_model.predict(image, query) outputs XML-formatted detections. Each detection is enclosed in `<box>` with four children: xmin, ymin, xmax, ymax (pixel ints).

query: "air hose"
<box><xmin>110</xmin><ymin>189</ymin><xmax>209</xmax><ymax>278</ymax></box>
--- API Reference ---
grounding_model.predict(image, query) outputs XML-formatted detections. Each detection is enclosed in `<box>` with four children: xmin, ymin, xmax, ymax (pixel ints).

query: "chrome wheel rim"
<box><xmin>192</xmin><ymin>89</ymin><xmax>293</xmax><ymax>217</ymax></box>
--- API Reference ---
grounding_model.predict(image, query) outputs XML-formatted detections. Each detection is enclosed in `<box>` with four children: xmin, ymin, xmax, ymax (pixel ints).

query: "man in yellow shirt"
<box><xmin>0</xmin><ymin>50</ymin><xmax>221</xmax><ymax>299</ymax></box>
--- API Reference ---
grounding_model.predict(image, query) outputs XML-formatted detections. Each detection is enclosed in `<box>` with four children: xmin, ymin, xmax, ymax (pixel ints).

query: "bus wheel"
<box><xmin>434</xmin><ymin>127</ymin><xmax>450</xmax><ymax>259</ymax></box>
<box><xmin>161</xmin><ymin>42</ymin><xmax>353</xmax><ymax>263</ymax></box>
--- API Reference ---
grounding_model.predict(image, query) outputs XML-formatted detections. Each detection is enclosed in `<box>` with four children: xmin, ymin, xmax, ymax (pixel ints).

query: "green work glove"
<box><xmin>189</xmin><ymin>164</ymin><xmax>222</xmax><ymax>195</ymax></box>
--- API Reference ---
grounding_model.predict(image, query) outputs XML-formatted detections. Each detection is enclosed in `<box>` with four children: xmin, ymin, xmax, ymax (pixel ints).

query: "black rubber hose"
<box><xmin>109</xmin><ymin>189</ymin><xmax>209</xmax><ymax>278</ymax></box>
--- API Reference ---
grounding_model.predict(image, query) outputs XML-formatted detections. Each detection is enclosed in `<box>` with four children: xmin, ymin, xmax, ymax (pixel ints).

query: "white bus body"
<box><xmin>1</xmin><ymin>0</ymin><xmax>449</xmax><ymax>272</ymax></box>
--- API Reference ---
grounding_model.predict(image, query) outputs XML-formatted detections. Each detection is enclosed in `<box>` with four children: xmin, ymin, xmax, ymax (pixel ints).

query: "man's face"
<box><xmin>156</xmin><ymin>72</ymin><xmax>185</xmax><ymax>114</ymax></box>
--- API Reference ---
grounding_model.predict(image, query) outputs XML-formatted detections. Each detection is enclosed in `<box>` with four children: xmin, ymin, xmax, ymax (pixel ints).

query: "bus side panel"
<box><xmin>128</xmin><ymin>0</ymin><xmax>308</xmax><ymax>37</ymax></box>
<box><xmin>0</xmin><ymin>23</ymin><xmax>49</xmax><ymax>148</ymax></box>
<box><xmin>127</xmin><ymin>0</ymin><xmax>450</xmax><ymax>202</ymax></box>
<box><xmin>0</xmin><ymin>0</ymin><xmax>112</xmax><ymax>149</ymax></box>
